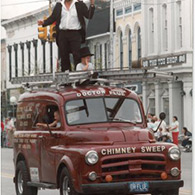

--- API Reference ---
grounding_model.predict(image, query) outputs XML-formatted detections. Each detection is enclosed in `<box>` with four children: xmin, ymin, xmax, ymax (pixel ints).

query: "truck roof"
<box><xmin>18</xmin><ymin>85</ymin><xmax>140</xmax><ymax>103</ymax></box>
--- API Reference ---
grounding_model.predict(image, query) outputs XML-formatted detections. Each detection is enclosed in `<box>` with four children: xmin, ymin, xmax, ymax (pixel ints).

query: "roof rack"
<box><xmin>12</xmin><ymin>71</ymin><xmax>94</xmax><ymax>85</ymax></box>
<box><xmin>11</xmin><ymin>69</ymin><xmax>177</xmax><ymax>89</ymax></box>
<box><xmin>98</xmin><ymin>69</ymin><xmax>176</xmax><ymax>81</ymax></box>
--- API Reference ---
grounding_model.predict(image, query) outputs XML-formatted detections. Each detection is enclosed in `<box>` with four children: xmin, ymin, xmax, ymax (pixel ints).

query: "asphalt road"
<box><xmin>1</xmin><ymin>148</ymin><xmax>192</xmax><ymax>195</ymax></box>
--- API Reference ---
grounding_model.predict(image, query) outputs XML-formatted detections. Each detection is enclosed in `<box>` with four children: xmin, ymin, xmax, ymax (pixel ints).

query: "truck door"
<box><xmin>38</xmin><ymin>104</ymin><xmax>62</xmax><ymax>184</ymax></box>
<box><xmin>16</xmin><ymin>101</ymin><xmax>43</xmax><ymax>183</ymax></box>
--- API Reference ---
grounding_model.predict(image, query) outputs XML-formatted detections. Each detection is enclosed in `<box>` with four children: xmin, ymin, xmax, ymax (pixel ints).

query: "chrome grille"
<box><xmin>101</xmin><ymin>153</ymin><xmax>166</xmax><ymax>181</ymax></box>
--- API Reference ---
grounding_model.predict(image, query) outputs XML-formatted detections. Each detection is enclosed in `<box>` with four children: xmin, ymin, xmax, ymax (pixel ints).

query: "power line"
<box><xmin>2</xmin><ymin>0</ymin><xmax>49</xmax><ymax>7</ymax></box>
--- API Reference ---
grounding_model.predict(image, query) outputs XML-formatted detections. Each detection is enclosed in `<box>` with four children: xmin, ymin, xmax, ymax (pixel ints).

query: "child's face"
<box><xmin>85</xmin><ymin>56</ymin><xmax>91</xmax><ymax>62</ymax></box>
<box><xmin>82</xmin><ymin>56</ymin><xmax>91</xmax><ymax>64</ymax></box>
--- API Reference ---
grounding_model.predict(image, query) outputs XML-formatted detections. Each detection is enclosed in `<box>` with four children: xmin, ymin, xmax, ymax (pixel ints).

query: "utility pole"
<box><xmin>109</xmin><ymin>0</ymin><xmax>114</xmax><ymax>69</ymax></box>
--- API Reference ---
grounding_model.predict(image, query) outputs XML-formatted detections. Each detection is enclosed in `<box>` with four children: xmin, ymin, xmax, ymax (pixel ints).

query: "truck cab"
<box><xmin>13</xmin><ymin>80</ymin><xmax>183</xmax><ymax>195</ymax></box>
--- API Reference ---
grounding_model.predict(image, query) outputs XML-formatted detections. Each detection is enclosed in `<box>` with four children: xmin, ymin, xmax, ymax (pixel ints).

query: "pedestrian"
<box><xmin>147</xmin><ymin>113</ymin><xmax>154</xmax><ymax>122</ymax></box>
<box><xmin>169</xmin><ymin>116</ymin><xmax>179</xmax><ymax>145</ymax></box>
<box><xmin>38</xmin><ymin>0</ymin><xmax>95</xmax><ymax>72</ymax></box>
<box><xmin>6</xmin><ymin>117</ymin><xmax>15</xmax><ymax>148</ymax></box>
<box><xmin>181</xmin><ymin>127</ymin><xmax>192</xmax><ymax>147</ymax></box>
<box><xmin>1</xmin><ymin>120</ymin><xmax>5</xmax><ymax>147</ymax></box>
<box><xmin>76</xmin><ymin>46</ymin><xmax>94</xmax><ymax>71</ymax></box>
<box><xmin>157</xmin><ymin>128</ymin><xmax>172</xmax><ymax>143</ymax></box>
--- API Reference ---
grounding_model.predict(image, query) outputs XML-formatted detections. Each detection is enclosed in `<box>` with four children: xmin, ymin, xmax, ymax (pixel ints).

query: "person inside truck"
<box><xmin>76</xmin><ymin>47</ymin><xmax>94</xmax><ymax>71</ymax></box>
<box><xmin>36</xmin><ymin>111</ymin><xmax>61</xmax><ymax>128</ymax></box>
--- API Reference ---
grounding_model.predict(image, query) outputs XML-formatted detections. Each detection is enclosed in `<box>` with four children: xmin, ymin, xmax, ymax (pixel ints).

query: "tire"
<box><xmin>59</xmin><ymin>167</ymin><xmax>79</xmax><ymax>195</ymax></box>
<box><xmin>15</xmin><ymin>161</ymin><xmax>38</xmax><ymax>195</ymax></box>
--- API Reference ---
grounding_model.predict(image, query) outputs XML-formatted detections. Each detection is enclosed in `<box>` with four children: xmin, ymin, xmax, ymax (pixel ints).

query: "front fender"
<box><xmin>57</xmin><ymin>155</ymin><xmax>81</xmax><ymax>192</ymax></box>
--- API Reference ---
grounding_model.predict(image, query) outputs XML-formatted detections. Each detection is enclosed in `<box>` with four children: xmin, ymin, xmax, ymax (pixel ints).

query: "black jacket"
<box><xmin>43</xmin><ymin>1</ymin><xmax>95</xmax><ymax>44</ymax></box>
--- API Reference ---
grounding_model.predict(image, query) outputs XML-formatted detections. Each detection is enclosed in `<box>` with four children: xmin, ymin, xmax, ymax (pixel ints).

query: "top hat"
<box><xmin>80</xmin><ymin>47</ymin><xmax>94</xmax><ymax>58</ymax></box>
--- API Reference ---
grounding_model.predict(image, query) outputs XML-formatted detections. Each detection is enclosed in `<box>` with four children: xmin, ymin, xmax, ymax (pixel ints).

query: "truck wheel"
<box><xmin>15</xmin><ymin>161</ymin><xmax>38</xmax><ymax>195</ymax></box>
<box><xmin>59</xmin><ymin>167</ymin><xmax>79</xmax><ymax>195</ymax></box>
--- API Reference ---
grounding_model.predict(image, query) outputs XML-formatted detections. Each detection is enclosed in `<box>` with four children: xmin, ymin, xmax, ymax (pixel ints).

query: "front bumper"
<box><xmin>82</xmin><ymin>180</ymin><xmax>184</xmax><ymax>194</ymax></box>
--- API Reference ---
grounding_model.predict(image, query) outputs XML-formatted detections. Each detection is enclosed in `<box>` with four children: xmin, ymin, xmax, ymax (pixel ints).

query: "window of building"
<box><xmin>176</xmin><ymin>1</ymin><xmax>182</xmax><ymax>49</ymax></box>
<box><xmin>162</xmin><ymin>97</ymin><xmax>169</xmax><ymax>124</ymax></box>
<box><xmin>94</xmin><ymin>45</ymin><xmax>97</xmax><ymax>69</ymax></box>
<box><xmin>104</xmin><ymin>43</ymin><xmax>107</xmax><ymax>70</ymax></box>
<box><xmin>149</xmin><ymin>8</ymin><xmax>154</xmax><ymax>53</ymax></box>
<box><xmin>137</xmin><ymin>27</ymin><xmax>141</xmax><ymax>59</ymax></box>
<box><xmin>100</xmin><ymin>44</ymin><xmax>102</xmax><ymax>70</ymax></box>
<box><xmin>128</xmin><ymin>30</ymin><xmax>132</xmax><ymax>68</ymax></box>
<box><xmin>116</xmin><ymin>9</ymin><xmax>123</xmax><ymax>17</ymax></box>
<box><xmin>125</xmin><ymin>6</ymin><xmax>132</xmax><ymax>14</ymax></box>
<box><xmin>134</xmin><ymin>3</ymin><xmax>141</xmax><ymax>11</ymax></box>
<box><xmin>107</xmin><ymin>42</ymin><xmax>110</xmax><ymax>68</ymax></box>
<box><xmin>120</xmin><ymin>31</ymin><xmax>123</xmax><ymax>69</ymax></box>
<box><xmin>149</xmin><ymin>98</ymin><xmax>155</xmax><ymax>116</ymax></box>
<box><xmin>162</xmin><ymin>4</ymin><xmax>168</xmax><ymax>51</ymax></box>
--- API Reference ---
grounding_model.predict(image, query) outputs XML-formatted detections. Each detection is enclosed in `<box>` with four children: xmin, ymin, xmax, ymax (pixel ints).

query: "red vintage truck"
<box><xmin>13</xmin><ymin>81</ymin><xmax>183</xmax><ymax>195</ymax></box>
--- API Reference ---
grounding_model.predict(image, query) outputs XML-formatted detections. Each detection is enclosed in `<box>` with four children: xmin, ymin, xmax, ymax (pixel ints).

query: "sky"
<box><xmin>1</xmin><ymin>0</ymin><xmax>52</xmax><ymax>38</ymax></box>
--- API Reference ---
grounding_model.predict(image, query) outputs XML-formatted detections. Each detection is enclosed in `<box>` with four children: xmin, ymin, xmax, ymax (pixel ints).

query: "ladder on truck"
<box><xmin>10</xmin><ymin>69</ymin><xmax>177</xmax><ymax>87</ymax></box>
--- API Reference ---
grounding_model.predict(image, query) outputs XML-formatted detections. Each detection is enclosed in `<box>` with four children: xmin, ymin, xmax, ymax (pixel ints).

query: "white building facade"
<box><xmin>142</xmin><ymin>0</ymin><xmax>193</xmax><ymax>130</ymax></box>
<box><xmin>1</xmin><ymin>6</ymin><xmax>60</xmax><ymax>117</ymax></box>
<box><xmin>113</xmin><ymin>0</ymin><xmax>142</xmax><ymax>69</ymax></box>
<box><xmin>111</xmin><ymin>0</ymin><xmax>193</xmax><ymax>130</ymax></box>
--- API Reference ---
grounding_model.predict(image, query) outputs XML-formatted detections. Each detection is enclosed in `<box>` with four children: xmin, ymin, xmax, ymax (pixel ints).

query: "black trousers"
<box><xmin>58</xmin><ymin>30</ymin><xmax>82</xmax><ymax>72</ymax></box>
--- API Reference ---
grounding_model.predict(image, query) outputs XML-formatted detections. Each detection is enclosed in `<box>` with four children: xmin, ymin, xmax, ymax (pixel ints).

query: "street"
<box><xmin>1</xmin><ymin>148</ymin><xmax>192</xmax><ymax>195</ymax></box>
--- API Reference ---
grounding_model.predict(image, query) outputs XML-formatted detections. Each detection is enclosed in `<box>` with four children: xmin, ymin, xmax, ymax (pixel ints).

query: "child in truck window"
<box><xmin>36</xmin><ymin>111</ymin><xmax>61</xmax><ymax>128</ymax></box>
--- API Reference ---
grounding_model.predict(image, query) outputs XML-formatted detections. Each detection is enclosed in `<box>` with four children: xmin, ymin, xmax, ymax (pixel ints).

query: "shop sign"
<box><xmin>143</xmin><ymin>54</ymin><xmax>186</xmax><ymax>67</ymax></box>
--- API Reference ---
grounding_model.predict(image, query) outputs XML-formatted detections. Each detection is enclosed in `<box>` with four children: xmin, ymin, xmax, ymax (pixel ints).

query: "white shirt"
<box><xmin>76</xmin><ymin>63</ymin><xmax>94</xmax><ymax>71</ymax></box>
<box><xmin>171</xmin><ymin>121</ymin><xmax>179</xmax><ymax>132</ymax></box>
<box><xmin>155</xmin><ymin>120</ymin><xmax>167</xmax><ymax>132</ymax></box>
<box><xmin>59</xmin><ymin>0</ymin><xmax>81</xmax><ymax>30</ymax></box>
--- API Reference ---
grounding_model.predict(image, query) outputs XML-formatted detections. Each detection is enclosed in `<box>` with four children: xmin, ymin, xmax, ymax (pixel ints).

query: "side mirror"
<box><xmin>159</xmin><ymin>112</ymin><xmax>166</xmax><ymax>120</ymax></box>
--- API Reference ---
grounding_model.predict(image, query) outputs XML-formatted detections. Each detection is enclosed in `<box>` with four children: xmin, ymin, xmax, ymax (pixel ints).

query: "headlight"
<box><xmin>168</xmin><ymin>146</ymin><xmax>181</xmax><ymax>161</ymax></box>
<box><xmin>85</xmin><ymin>150</ymin><xmax>99</xmax><ymax>165</ymax></box>
<box><xmin>171</xmin><ymin>167</ymin><xmax>180</xmax><ymax>177</ymax></box>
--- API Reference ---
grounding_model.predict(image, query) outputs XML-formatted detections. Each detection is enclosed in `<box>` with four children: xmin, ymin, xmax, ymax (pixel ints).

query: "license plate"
<box><xmin>129</xmin><ymin>181</ymin><xmax>149</xmax><ymax>193</ymax></box>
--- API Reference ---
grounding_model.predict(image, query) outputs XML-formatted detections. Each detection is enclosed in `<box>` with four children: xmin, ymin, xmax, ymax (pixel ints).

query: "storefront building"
<box><xmin>113</xmin><ymin>0</ymin><xmax>193</xmax><ymax>131</ymax></box>
<box><xmin>142</xmin><ymin>0</ymin><xmax>193</xmax><ymax>130</ymax></box>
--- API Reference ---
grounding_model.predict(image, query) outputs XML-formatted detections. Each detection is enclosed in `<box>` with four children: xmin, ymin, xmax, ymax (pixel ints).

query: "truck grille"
<box><xmin>101</xmin><ymin>153</ymin><xmax>166</xmax><ymax>182</ymax></box>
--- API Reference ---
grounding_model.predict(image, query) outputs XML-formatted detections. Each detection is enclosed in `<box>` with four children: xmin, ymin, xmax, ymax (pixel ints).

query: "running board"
<box><xmin>27</xmin><ymin>181</ymin><xmax>56</xmax><ymax>189</ymax></box>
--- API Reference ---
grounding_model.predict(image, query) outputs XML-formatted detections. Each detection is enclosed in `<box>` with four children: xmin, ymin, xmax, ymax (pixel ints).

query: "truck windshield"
<box><xmin>65</xmin><ymin>98</ymin><xmax>142</xmax><ymax>125</ymax></box>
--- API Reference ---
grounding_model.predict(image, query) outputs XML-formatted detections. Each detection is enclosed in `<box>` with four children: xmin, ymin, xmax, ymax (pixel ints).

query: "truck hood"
<box><xmin>65</xmin><ymin>126</ymin><xmax>154</xmax><ymax>145</ymax></box>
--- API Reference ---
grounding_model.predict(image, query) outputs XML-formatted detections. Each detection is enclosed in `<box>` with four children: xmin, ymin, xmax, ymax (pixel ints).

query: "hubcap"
<box><xmin>17</xmin><ymin>170</ymin><xmax>23</xmax><ymax>194</ymax></box>
<box><xmin>62</xmin><ymin>176</ymin><xmax>70</xmax><ymax>195</ymax></box>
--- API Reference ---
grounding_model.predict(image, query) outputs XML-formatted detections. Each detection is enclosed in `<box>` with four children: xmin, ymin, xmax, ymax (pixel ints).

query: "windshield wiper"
<box><xmin>108</xmin><ymin>117</ymin><xmax>137</xmax><ymax>125</ymax></box>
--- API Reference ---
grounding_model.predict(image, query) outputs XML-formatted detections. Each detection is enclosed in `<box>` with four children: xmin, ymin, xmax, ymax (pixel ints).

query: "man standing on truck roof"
<box><xmin>38</xmin><ymin>0</ymin><xmax>95</xmax><ymax>72</ymax></box>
